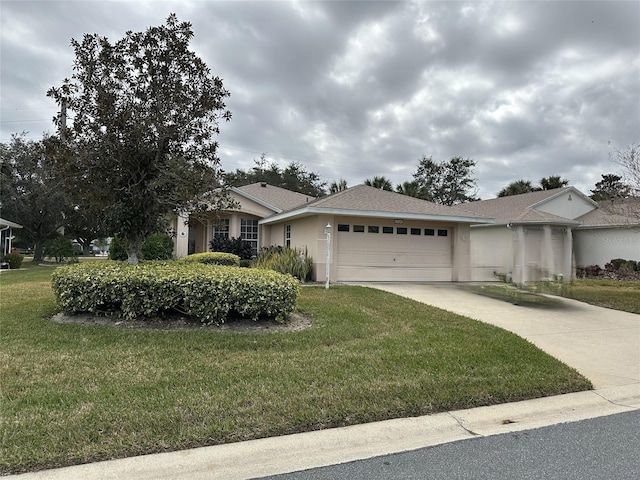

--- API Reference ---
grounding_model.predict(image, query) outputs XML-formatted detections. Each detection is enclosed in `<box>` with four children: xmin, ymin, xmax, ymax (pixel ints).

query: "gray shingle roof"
<box><xmin>235</xmin><ymin>183</ymin><xmax>312</xmax><ymax>212</ymax></box>
<box><xmin>575</xmin><ymin>199</ymin><xmax>640</xmax><ymax>227</ymax></box>
<box><xmin>461</xmin><ymin>187</ymin><xmax>639</xmax><ymax>227</ymax></box>
<box><xmin>305</xmin><ymin>184</ymin><xmax>491</xmax><ymax>218</ymax></box>
<box><xmin>461</xmin><ymin>188</ymin><xmax>574</xmax><ymax>224</ymax></box>
<box><xmin>260</xmin><ymin>184</ymin><xmax>493</xmax><ymax>224</ymax></box>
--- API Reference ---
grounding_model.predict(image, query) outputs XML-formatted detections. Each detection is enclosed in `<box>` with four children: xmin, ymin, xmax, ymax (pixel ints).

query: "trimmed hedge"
<box><xmin>178</xmin><ymin>252</ymin><xmax>241</xmax><ymax>266</ymax></box>
<box><xmin>51</xmin><ymin>261</ymin><xmax>299</xmax><ymax>324</ymax></box>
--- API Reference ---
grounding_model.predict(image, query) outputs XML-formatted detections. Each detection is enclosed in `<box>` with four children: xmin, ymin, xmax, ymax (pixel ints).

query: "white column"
<box><xmin>174</xmin><ymin>214</ymin><xmax>190</xmax><ymax>258</ymax></box>
<box><xmin>542</xmin><ymin>225</ymin><xmax>554</xmax><ymax>280</ymax></box>
<box><xmin>563</xmin><ymin>227</ymin><xmax>573</xmax><ymax>281</ymax></box>
<box><xmin>514</xmin><ymin>225</ymin><xmax>527</xmax><ymax>284</ymax></box>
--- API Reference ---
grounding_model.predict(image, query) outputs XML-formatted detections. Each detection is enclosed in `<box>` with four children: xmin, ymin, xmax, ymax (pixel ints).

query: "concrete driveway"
<box><xmin>353</xmin><ymin>282</ymin><xmax>640</xmax><ymax>389</ymax></box>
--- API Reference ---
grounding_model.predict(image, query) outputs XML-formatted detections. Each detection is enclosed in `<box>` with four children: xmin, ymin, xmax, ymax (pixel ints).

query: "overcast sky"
<box><xmin>2</xmin><ymin>0</ymin><xmax>639</xmax><ymax>199</ymax></box>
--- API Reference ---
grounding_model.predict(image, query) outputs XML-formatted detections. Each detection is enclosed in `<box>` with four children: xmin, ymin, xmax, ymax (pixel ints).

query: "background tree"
<box><xmin>364</xmin><ymin>175</ymin><xmax>393</xmax><ymax>191</ymax></box>
<box><xmin>412</xmin><ymin>156</ymin><xmax>478</xmax><ymax>205</ymax></box>
<box><xmin>226</xmin><ymin>154</ymin><xmax>326</xmax><ymax>196</ymax></box>
<box><xmin>395</xmin><ymin>180</ymin><xmax>422</xmax><ymax>198</ymax></box>
<box><xmin>47</xmin><ymin>14</ymin><xmax>233</xmax><ymax>264</ymax></box>
<box><xmin>539</xmin><ymin>175</ymin><xmax>569</xmax><ymax>190</ymax></box>
<box><xmin>62</xmin><ymin>203</ymin><xmax>107</xmax><ymax>255</ymax></box>
<box><xmin>0</xmin><ymin>134</ymin><xmax>66</xmax><ymax>261</ymax></box>
<box><xmin>497</xmin><ymin>179</ymin><xmax>536</xmax><ymax>197</ymax></box>
<box><xmin>329</xmin><ymin>179</ymin><xmax>348</xmax><ymax>193</ymax></box>
<box><xmin>610</xmin><ymin>142</ymin><xmax>640</xmax><ymax>196</ymax></box>
<box><xmin>590</xmin><ymin>173</ymin><xmax>631</xmax><ymax>202</ymax></box>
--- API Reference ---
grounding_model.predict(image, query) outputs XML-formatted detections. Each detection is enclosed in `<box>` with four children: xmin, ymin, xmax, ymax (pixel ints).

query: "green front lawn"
<box><xmin>465</xmin><ymin>280</ymin><xmax>640</xmax><ymax>315</ymax></box>
<box><xmin>0</xmin><ymin>266</ymin><xmax>591</xmax><ymax>474</ymax></box>
<box><xmin>535</xmin><ymin>279</ymin><xmax>640</xmax><ymax>314</ymax></box>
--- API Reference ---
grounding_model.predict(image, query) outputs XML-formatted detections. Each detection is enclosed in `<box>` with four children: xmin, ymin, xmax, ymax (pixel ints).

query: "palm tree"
<box><xmin>364</xmin><ymin>176</ymin><xmax>393</xmax><ymax>191</ymax></box>
<box><xmin>539</xmin><ymin>175</ymin><xmax>569</xmax><ymax>190</ymax></box>
<box><xmin>395</xmin><ymin>180</ymin><xmax>422</xmax><ymax>198</ymax></box>
<box><xmin>329</xmin><ymin>178</ymin><xmax>348</xmax><ymax>194</ymax></box>
<box><xmin>497</xmin><ymin>179</ymin><xmax>535</xmax><ymax>197</ymax></box>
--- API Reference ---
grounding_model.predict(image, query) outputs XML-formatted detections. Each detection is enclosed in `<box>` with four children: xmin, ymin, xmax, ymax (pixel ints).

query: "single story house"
<box><xmin>0</xmin><ymin>218</ymin><xmax>23</xmax><ymax>256</ymax></box>
<box><xmin>460</xmin><ymin>187</ymin><xmax>640</xmax><ymax>283</ymax></box>
<box><xmin>174</xmin><ymin>183</ymin><xmax>494</xmax><ymax>282</ymax></box>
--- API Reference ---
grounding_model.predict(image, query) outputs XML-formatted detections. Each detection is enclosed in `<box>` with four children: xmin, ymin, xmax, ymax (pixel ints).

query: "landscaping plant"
<box><xmin>253</xmin><ymin>246</ymin><xmax>313</xmax><ymax>282</ymax></box>
<box><xmin>51</xmin><ymin>261</ymin><xmax>299</xmax><ymax>323</ymax></box>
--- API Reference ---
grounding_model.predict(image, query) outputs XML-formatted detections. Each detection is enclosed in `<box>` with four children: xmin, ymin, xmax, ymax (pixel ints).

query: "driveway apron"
<box><xmin>352</xmin><ymin>282</ymin><xmax>640</xmax><ymax>389</ymax></box>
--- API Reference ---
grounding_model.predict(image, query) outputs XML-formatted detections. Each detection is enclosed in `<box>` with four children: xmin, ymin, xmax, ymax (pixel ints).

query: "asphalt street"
<box><xmin>259</xmin><ymin>410</ymin><xmax>640</xmax><ymax>480</ymax></box>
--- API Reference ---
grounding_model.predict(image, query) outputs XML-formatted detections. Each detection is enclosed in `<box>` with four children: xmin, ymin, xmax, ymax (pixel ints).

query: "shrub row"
<box><xmin>51</xmin><ymin>261</ymin><xmax>299</xmax><ymax>324</ymax></box>
<box><xmin>578</xmin><ymin>258</ymin><xmax>640</xmax><ymax>280</ymax></box>
<box><xmin>178</xmin><ymin>252</ymin><xmax>240</xmax><ymax>266</ymax></box>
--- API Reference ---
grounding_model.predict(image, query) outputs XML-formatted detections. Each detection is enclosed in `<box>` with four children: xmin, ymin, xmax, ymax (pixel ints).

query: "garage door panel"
<box><xmin>337</xmin><ymin>266</ymin><xmax>452</xmax><ymax>282</ymax></box>
<box><xmin>336</xmin><ymin>228</ymin><xmax>452</xmax><ymax>281</ymax></box>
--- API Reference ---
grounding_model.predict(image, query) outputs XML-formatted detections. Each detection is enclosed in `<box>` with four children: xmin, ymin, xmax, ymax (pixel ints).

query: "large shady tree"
<box><xmin>412</xmin><ymin>156</ymin><xmax>479</xmax><ymax>205</ymax></box>
<box><xmin>47</xmin><ymin>14</ymin><xmax>233</xmax><ymax>264</ymax></box>
<box><xmin>0</xmin><ymin>134</ymin><xmax>67</xmax><ymax>260</ymax></box>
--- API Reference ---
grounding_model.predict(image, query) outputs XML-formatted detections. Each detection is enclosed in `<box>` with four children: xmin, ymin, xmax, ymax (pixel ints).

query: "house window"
<box><xmin>213</xmin><ymin>218</ymin><xmax>230</xmax><ymax>238</ymax></box>
<box><xmin>383</xmin><ymin>226</ymin><xmax>394</xmax><ymax>234</ymax></box>
<box><xmin>285</xmin><ymin>224</ymin><xmax>291</xmax><ymax>247</ymax></box>
<box><xmin>397</xmin><ymin>227</ymin><xmax>407</xmax><ymax>235</ymax></box>
<box><xmin>438</xmin><ymin>229</ymin><xmax>448</xmax><ymax>237</ymax></box>
<box><xmin>353</xmin><ymin>225</ymin><xmax>365</xmax><ymax>233</ymax></box>
<box><xmin>337</xmin><ymin>224</ymin><xmax>350</xmax><ymax>232</ymax></box>
<box><xmin>368</xmin><ymin>226</ymin><xmax>379</xmax><ymax>233</ymax></box>
<box><xmin>240</xmin><ymin>218</ymin><xmax>259</xmax><ymax>257</ymax></box>
<box><xmin>424</xmin><ymin>228</ymin><xmax>435</xmax><ymax>236</ymax></box>
<box><xmin>410</xmin><ymin>228</ymin><xmax>421</xmax><ymax>235</ymax></box>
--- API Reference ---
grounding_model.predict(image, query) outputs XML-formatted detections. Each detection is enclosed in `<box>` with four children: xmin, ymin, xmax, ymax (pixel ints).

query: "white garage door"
<box><xmin>336</xmin><ymin>223</ymin><xmax>452</xmax><ymax>281</ymax></box>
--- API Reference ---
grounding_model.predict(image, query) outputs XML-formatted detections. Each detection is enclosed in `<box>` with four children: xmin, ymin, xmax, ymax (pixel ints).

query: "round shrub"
<box><xmin>3</xmin><ymin>253</ymin><xmax>24</xmax><ymax>269</ymax></box>
<box><xmin>51</xmin><ymin>261</ymin><xmax>298</xmax><ymax>324</ymax></box>
<box><xmin>108</xmin><ymin>236</ymin><xmax>128</xmax><ymax>261</ymax></box>
<box><xmin>141</xmin><ymin>233</ymin><xmax>174</xmax><ymax>260</ymax></box>
<box><xmin>44</xmin><ymin>237</ymin><xmax>77</xmax><ymax>263</ymax></box>
<box><xmin>178</xmin><ymin>252</ymin><xmax>240</xmax><ymax>266</ymax></box>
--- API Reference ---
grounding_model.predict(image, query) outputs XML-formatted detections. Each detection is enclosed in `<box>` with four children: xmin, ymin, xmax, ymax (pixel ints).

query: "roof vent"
<box><xmin>260</xmin><ymin>182</ymin><xmax>267</xmax><ymax>188</ymax></box>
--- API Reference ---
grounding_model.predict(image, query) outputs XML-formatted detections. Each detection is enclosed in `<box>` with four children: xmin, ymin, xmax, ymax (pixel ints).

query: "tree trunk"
<box><xmin>125</xmin><ymin>239</ymin><xmax>140</xmax><ymax>265</ymax></box>
<box><xmin>33</xmin><ymin>240</ymin><xmax>44</xmax><ymax>262</ymax></box>
<box><xmin>81</xmin><ymin>240</ymin><xmax>92</xmax><ymax>256</ymax></box>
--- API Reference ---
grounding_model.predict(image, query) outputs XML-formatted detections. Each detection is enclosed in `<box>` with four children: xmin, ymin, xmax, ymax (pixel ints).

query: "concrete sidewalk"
<box><xmin>8</xmin><ymin>282</ymin><xmax>639</xmax><ymax>479</ymax></box>
<box><xmin>8</xmin><ymin>384</ymin><xmax>640</xmax><ymax>480</ymax></box>
<box><xmin>357</xmin><ymin>282</ymin><xmax>640</xmax><ymax>389</ymax></box>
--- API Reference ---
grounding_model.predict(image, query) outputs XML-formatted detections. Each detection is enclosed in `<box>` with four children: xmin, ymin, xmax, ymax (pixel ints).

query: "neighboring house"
<box><xmin>461</xmin><ymin>187</ymin><xmax>640</xmax><ymax>283</ymax></box>
<box><xmin>174</xmin><ymin>183</ymin><xmax>494</xmax><ymax>282</ymax></box>
<box><xmin>0</xmin><ymin>218</ymin><xmax>23</xmax><ymax>256</ymax></box>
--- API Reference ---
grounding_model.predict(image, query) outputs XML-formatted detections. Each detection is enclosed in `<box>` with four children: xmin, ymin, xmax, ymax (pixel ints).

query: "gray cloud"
<box><xmin>1</xmin><ymin>0</ymin><xmax>638</xmax><ymax>199</ymax></box>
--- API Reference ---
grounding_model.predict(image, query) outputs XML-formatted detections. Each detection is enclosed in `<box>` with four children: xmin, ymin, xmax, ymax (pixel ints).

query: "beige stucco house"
<box><xmin>461</xmin><ymin>187</ymin><xmax>640</xmax><ymax>283</ymax></box>
<box><xmin>174</xmin><ymin>183</ymin><xmax>638</xmax><ymax>283</ymax></box>
<box><xmin>174</xmin><ymin>183</ymin><xmax>493</xmax><ymax>282</ymax></box>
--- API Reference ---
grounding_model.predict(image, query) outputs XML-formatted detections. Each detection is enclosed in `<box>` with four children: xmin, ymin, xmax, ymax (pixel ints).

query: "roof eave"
<box><xmin>259</xmin><ymin>207</ymin><xmax>495</xmax><ymax>225</ymax></box>
<box><xmin>574</xmin><ymin>223</ymin><xmax>640</xmax><ymax>230</ymax></box>
<box><xmin>231</xmin><ymin>187</ymin><xmax>282</xmax><ymax>214</ymax></box>
<box><xmin>471</xmin><ymin>219</ymin><xmax>581</xmax><ymax>228</ymax></box>
<box><xmin>0</xmin><ymin>218</ymin><xmax>23</xmax><ymax>229</ymax></box>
